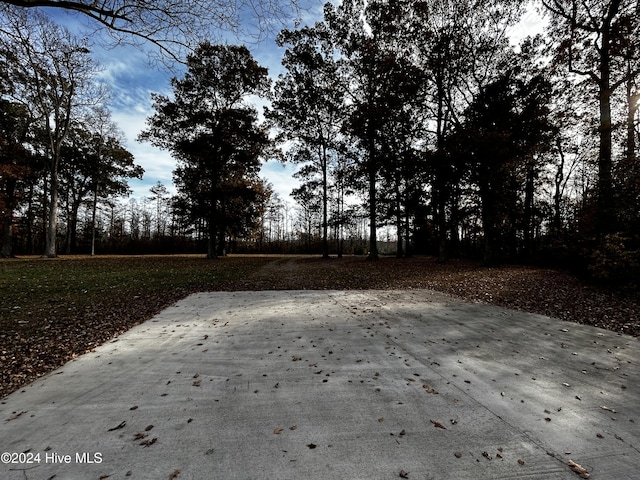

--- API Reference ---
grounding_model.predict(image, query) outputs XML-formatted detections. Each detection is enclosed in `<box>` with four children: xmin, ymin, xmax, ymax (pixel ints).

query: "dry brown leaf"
<box><xmin>140</xmin><ymin>437</ymin><xmax>158</xmax><ymax>447</ymax></box>
<box><xmin>169</xmin><ymin>470</ymin><xmax>180</xmax><ymax>479</ymax></box>
<box><xmin>134</xmin><ymin>433</ymin><xmax>148</xmax><ymax>440</ymax></box>
<box><xmin>7</xmin><ymin>411</ymin><xmax>27</xmax><ymax>421</ymax></box>
<box><xmin>399</xmin><ymin>469</ymin><xmax>409</xmax><ymax>478</ymax></box>
<box><xmin>274</xmin><ymin>428</ymin><xmax>283</xmax><ymax>434</ymax></box>
<box><xmin>423</xmin><ymin>384</ymin><xmax>439</xmax><ymax>394</ymax></box>
<box><xmin>107</xmin><ymin>420</ymin><xmax>126</xmax><ymax>431</ymax></box>
<box><xmin>568</xmin><ymin>460</ymin><xmax>590</xmax><ymax>478</ymax></box>
<box><xmin>430</xmin><ymin>420</ymin><xmax>447</xmax><ymax>430</ymax></box>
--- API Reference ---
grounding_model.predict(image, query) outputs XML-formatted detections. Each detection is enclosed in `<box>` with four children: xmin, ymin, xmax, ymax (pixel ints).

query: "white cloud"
<box><xmin>261</xmin><ymin>161</ymin><xmax>301</xmax><ymax>201</ymax></box>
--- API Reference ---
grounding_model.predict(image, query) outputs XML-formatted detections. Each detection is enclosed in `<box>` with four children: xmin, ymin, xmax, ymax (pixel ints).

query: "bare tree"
<box><xmin>542</xmin><ymin>0</ymin><xmax>640</xmax><ymax>235</ymax></box>
<box><xmin>0</xmin><ymin>8</ymin><xmax>104</xmax><ymax>256</ymax></box>
<box><xmin>1</xmin><ymin>0</ymin><xmax>304</xmax><ymax>63</ymax></box>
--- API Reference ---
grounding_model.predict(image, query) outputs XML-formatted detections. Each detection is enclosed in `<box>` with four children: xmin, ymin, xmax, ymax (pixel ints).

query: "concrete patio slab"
<box><xmin>1</xmin><ymin>290</ymin><xmax>638</xmax><ymax>479</ymax></box>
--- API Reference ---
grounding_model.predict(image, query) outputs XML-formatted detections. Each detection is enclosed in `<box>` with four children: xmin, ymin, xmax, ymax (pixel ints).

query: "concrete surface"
<box><xmin>1</xmin><ymin>290</ymin><xmax>638</xmax><ymax>480</ymax></box>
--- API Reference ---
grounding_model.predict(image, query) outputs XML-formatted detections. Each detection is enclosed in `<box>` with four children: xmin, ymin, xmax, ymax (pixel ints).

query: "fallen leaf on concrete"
<box><xmin>108</xmin><ymin>420</ymin><xmax>126</xmax><ymax>431</ymax></box>
<box><xmin>274</xmin><ymin>428</ymin><xmax>283</xmax><ymax>434</ymax></box>
<box><xmin>454</xmin><ymin>452</ymin><xmax>462</xmax><ymax>458</ymax></box>
<box><xmin>596</xmin><ymin>433</ymin><xmax>604</xmax><ymax>438</ymax></box>
<box><xmin>378</xmin><ymin>417</ymin><xmax>384</xmax><ymax>423</ymax></box>
<box><xmin>140</xmin><ymin>437</ymin><xmax>157</xmax><ymax>447</ymax></box>
<box><xmin>399</xmin><ymin>469</ymin><xmax>409</xmax><ymax>478</ymax></box>
<box><xmin>399</xmin><ymin>429</ymin><xmax>406</xmax><ymax>437</ymax></box>
<box><xmin>169</xmin><ymin>470</ymin><xmax>180</xmax><ymax>479</ymax></box>
<box><xmin>192</xmin><ymin>380</ymin><xmax>201</xmax><ymax>387</ymax></box>
<box><xmin>482</xmin><ymin>452</ymin><xmax>492</xmax><ymax>460</ymax></box>
<box><xmin>430</xmin><ymin>420</ymin><xmax>447</xmax><ymax>430</ymax></box>
<box><xmin>6</xmin><ymin>411</ymin><xmax>27</xmax><ymax>421</ymax></box>
<box><xmin>568</xmin><ymin>459</ymin><xmax>590</xmax><ymax>478</ymax></box>
<box><xmin>518</xmin><ymin>459</ymin><xmax>525</xmax><ymax>465</ymax></box>
<box><xmin>99</xmin><ymin>475</ymin><xmax>111</xmax><ymax>479</ymax></box>
<box><xmin>423</xmin><ymin>384</ymin><xmax>439</xmax><ymax>394</ymax></box>
<box><xmin>130</xmin><ymin>406</ymin><xmax>138</xmax><ymax>411</ymax></box>
<box><xmin>290</xmin><ymin>425</ymin><xmax>297</xmax><ymax>430</ymax></box>
<box><xmin>134</xmin><ymin>433</ymin><xmax>148</xmax><ymax>440</ymax></box>
<box><xmin>307</xmin><ymin>443</ymin><xmax>317</xmax><ymax>449</ymax></box>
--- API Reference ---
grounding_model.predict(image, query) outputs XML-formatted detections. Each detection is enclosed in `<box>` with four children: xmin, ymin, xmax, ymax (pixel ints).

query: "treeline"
<box><xmin>0</xmin><ymin>9</ymin><xmax>143</xmax><ymax>257</ymax></box>
<box><xmin>263</xmin><ymin>0</ymin><xmax>640</xmax><ymax>282</ymax></box>
<box><xmin>2</xmin><ymin>1</ymin><xmax>640</xmax><ymax>284</ymax></box>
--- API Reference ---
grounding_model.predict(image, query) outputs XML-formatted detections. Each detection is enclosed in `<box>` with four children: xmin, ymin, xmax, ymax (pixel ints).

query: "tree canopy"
<box><xmin>139</xmin><ymin>43</ymin><xmax>272</xmax><ymax>258</ymax></box>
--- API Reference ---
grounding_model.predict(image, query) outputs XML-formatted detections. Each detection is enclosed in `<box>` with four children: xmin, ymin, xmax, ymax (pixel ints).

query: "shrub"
<box><xmin>588</xmin><ymin>234</ymin><xmax>640</xmax><ymax>284</ymax></box>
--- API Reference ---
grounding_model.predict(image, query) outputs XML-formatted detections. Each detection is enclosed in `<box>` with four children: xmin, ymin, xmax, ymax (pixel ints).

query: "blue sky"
<box><xmin>38</xmin><ymin>1</ymin><xmax>543</xmax><ymax>205</ymax></box>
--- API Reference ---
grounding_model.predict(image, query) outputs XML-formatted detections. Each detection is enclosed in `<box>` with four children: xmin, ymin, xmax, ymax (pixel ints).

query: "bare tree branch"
<box><xmin>0</xmin><ymin>0</ymin><xmax>304</xmax><ymax>64</ymax></box>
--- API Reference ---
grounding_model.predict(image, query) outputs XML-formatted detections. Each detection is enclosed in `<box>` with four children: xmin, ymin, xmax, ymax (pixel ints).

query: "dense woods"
<box><xmin>1</xmin><ymin>0</ymin><xmax>639</xmax><ymax>282</ymax></box>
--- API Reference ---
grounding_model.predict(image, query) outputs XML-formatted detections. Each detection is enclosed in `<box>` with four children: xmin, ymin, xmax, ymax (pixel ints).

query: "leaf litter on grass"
<box><xmin>1</xmin><ymin>255</ymin><xmax>638</xmax><ymax>399</ymax></box>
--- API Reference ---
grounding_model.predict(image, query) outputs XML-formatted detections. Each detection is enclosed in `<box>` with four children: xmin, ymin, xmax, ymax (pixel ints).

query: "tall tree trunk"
<box><xmin>553</xmin><ymin>138</ymin><xmax>565</xmax><ymax>237</ymax></box>
<box><xmin>597</xmin><ymin>59</ymin><xmax>615</xmax><ymax>236</ymax></box>
<box><xmin>404</xmin><ymin>206</ymin><xmax>411</xmax><ymax>258</ymax></box>
<box><xmin>0</xmin><ymin>178</ymin><xmax>17</xmax><ymax>257</ymax></box>
<box><xmin>43</xmin><ymin>163</ymin><xmax>59</xmax><ymax>258</ymax></box>
<box><xmin>1</xmin><ymin>212</ymin><xmax>13</xmax><ymax>258</ymax></box>
<box><xmin>321</xmin><ymin>145</ymin><xmax>329</xmax><ymax>259</ymax></box>
<box><xmin>523</xmin><ymin>159</ymin><xmax>536</xmax><ymax>259</ymax></box>
<box><xmin>395</xmin><ymin>171</ymin><xmax>403</xmax><ymax>258</ymax></box>
<box><xmin>479</xmin><ymin>179</ymin><xmax>497</xmax><ymax>266</ymax></box>
<box><xmin>90</xmin><ymin>187</ymin><xmax>98</xmax><ymax>256</ymax></box>
<box><xmin>367</xmin><ymin>128</ymin><xmax>379</xmax><ymax>260</ymax></box>
<box><xmin>435</xmin><ymin>65</ymin><xmax>449</xmax><ymax>263</ymax></box>
<box><xmin>217</xmin><ymin>197</ymin><xmax>226</xmax><ymax>257</ymax></box>
<box><xmin>626</xmin><ymin>69</ymin><xmax>638</xmax><ymax>163</ymax></box>
<box><xmin>207</xmin><ymin>217</ymin><xmax>217</xmax><ymax>259</ymax></box>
